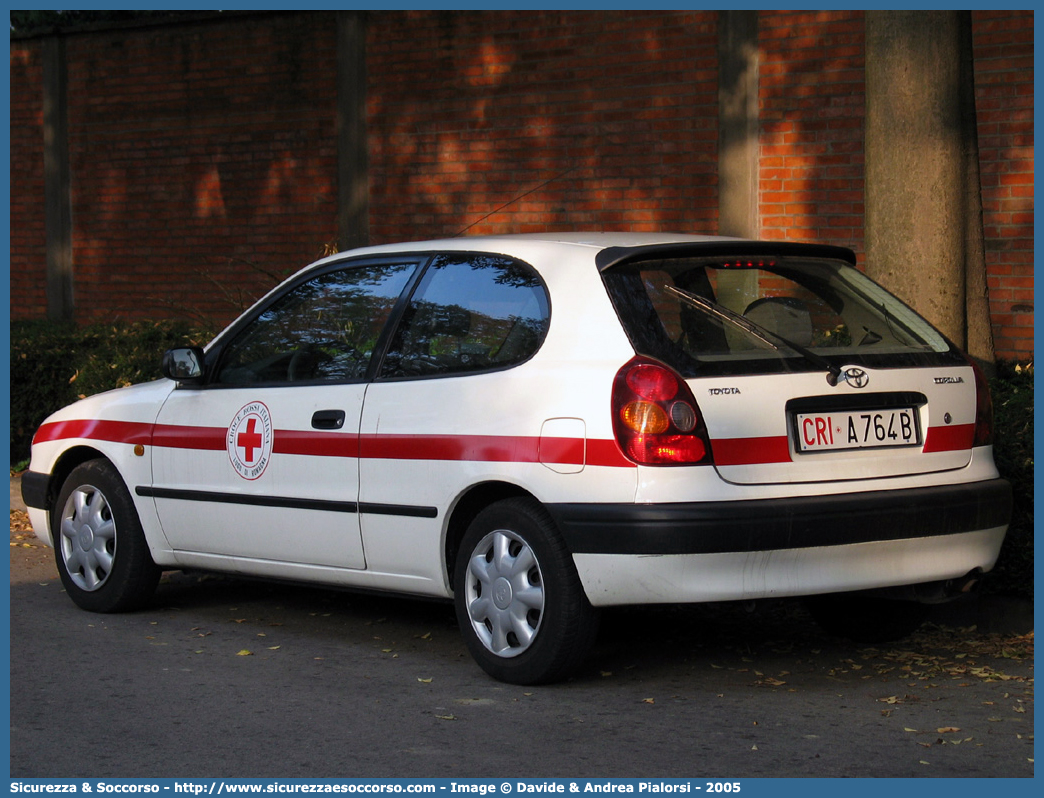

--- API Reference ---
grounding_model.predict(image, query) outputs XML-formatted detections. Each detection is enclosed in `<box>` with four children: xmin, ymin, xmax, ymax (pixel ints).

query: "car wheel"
<box><xmin>805</xmin><ymin>594</ymin><xmax>930</xmax><ymax>644</ymax></box>
<box><xmin>52</xmin><ymin>460</ymin><xmax>161</xmax><ymax>613</ymax></box>
<box><xmin>453</xmin><ymin>497</ymin><xmax>599</xmax><ymax>684</ymax></box>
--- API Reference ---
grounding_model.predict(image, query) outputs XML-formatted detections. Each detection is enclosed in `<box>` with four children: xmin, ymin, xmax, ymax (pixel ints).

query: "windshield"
<box><xmin>602</xmin><ymin>255</ymin><xmax>959</xmax><ymax>378</ymax></box>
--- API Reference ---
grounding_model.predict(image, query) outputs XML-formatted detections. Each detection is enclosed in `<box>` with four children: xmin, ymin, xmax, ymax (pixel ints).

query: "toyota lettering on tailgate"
<box><xmin>795</xmin><ymin>408</ymin><xmax>920</xmax><ymax>452</ymax></box>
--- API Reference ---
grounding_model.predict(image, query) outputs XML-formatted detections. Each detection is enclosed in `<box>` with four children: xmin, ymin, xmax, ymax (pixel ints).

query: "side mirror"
<box><xmin>162</xmin><ymin>347</ymin><xmax>206</xmax><ymax>384</ymax></box>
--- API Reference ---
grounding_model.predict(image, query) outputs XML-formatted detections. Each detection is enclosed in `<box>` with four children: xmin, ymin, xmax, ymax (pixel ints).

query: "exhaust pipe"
<box><xmin>943</xmin><ymin>568</ymin><xmax>983</xmax><ymax>598</ymax></box>
<box><xmin>866</xmin><ymin>568</ymin><xmax>984</xmax><ymax>604</ymax></box>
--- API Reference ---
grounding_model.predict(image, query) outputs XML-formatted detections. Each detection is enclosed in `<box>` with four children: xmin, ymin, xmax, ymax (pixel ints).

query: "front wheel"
<box><xmin>453</xmin><ymin>498</ymin><xmax>599</xmax><ymax>684</ymax></box>
<box><xmin>52</xmin><ymin>459</ymin><xmax>161</xmax><ymax>613</ymax></box>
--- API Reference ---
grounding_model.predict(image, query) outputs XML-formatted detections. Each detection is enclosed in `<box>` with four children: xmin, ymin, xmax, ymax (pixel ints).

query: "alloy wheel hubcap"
<box><xmin>59</xmin><ymin>485</ymin><xmax>117</xmax><ymax>592</ymax></box>
<box><xmin>465</xmin><ymin>529</ymin><xmax>544</xmax><ymax>658</ymax></box>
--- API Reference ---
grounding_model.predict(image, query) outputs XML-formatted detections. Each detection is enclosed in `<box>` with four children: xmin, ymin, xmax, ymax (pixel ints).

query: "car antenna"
<box><xmin>454</xmin><ymin>166</ymin><xmax>578</xmax><ymax>237</ymax></box>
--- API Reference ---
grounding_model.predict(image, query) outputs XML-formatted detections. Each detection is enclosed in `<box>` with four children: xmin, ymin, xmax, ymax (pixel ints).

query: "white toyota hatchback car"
<box><xmin>22</xmin><ymin>233</ymin><xmax>1012</xmax><ymax>683</ymax></box>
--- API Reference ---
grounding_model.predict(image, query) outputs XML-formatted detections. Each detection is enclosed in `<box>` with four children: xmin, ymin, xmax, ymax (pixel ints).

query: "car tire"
<box><xmin>52</xmin><ymin>459</ymin><xmax>161</xmax><ymax>613</ymax></box>
<box><xmin>805</xmin><ymin>594</ymin><xmax>930</xmax><ymax>644</ymax></box>
<box><xmin>453</xmin><ymin>497</ymin><xmax>599</xmax><ymax>684</ymax></box>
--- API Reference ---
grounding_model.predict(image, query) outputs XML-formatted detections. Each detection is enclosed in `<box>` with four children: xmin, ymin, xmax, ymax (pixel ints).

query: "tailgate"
<box><xmin>698</xmin><ymin>364</ymin><xmax>977</xmax><ymax>485</ymax></box>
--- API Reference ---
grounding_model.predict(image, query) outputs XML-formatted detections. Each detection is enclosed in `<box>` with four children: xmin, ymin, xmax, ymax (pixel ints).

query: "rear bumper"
<box><xmin>547</xmin><ymin>479</ymin><xmax>1012</xmax><ymax>607</ymax></box>
<box><xmin>546</xmin><ymin>478</ymin><xmax>1011</xmax><ymax>555</ymax></box>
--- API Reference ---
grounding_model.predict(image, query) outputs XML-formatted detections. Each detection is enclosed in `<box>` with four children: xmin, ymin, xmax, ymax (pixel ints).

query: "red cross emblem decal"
<box><xmin>227</xmin><ymin>402</ymin><xmax>273</xmax><ymax>480</ymax></box>
<box><xmin>237</xmin><ymin>417</ymin><xmax>263</xmax><ymax>463</ymax></box>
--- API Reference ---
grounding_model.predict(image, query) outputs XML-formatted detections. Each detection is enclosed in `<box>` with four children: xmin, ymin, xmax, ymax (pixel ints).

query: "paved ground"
<box><xmin>11</xmin><ymin>475</ymin><xmax>25</xmax><ymax>512</ymax></box>
<box><xmin>8</xmin><ymin>480</ymin><xmax>1034</xmax><ymax>779</ymax></box>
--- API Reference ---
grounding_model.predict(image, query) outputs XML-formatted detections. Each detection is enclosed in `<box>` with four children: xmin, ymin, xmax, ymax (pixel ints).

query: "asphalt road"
<box><xmin>9</xmin><ymin>509</ymin><xmax>1034</xmax><ymax>780</ymax></box>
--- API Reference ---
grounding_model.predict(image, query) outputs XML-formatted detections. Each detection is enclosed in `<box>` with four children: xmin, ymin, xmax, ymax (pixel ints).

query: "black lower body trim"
<box><xmin>546</xmin><ymin>479</ymin><xmax>1011</xmax><ymax>556</ymax></box>
<box><xmin>359</xmin><ymin>502</ymin><xmax>438</xmax><ymax>519</ymax></box>
<box><xmin>136</xmin><ymin>486</ymin><xmax>437</xmax><ymax>519</ymax></box>
<box><xmin>137</xmin><ymin>486</ymin><xmax>357</xmax><ymax>513</ymax></box>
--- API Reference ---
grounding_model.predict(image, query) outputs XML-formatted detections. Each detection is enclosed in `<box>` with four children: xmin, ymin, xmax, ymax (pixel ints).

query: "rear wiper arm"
<box><xmin>665</xmin><ymin>285</ymin><xmax>843</xmax><ymax>385</ymax></box>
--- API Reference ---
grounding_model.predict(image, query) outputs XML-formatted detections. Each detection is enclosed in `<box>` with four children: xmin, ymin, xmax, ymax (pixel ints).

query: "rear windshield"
<box><xmin>602</xmin><ymin>256</ymin><xmax>961</xmax><ymax>378</ymax></box>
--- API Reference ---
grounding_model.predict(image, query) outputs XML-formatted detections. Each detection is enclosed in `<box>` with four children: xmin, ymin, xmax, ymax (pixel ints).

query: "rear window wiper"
<box><xmin>664</xmin><ymin>285</ymin><xmax>844</xmax><ymax>385</ymax></box>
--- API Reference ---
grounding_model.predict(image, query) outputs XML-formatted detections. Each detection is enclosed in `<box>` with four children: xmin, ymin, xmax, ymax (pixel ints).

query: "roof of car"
<box><xmin>312</xmin><ymin>232</ymin><xmax>857</xmax><ymax>269</ymax></box>
<box><xmin>312</xmin><ymin>232</ymin><xmax>733</xmax><ymax>265</ymax></box>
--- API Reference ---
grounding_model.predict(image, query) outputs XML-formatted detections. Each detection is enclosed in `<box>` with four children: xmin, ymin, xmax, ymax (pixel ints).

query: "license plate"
<box><xmin>794</xmin><ymin>408</ymin><xmax>920</xmax><ymax>452</ymax></box>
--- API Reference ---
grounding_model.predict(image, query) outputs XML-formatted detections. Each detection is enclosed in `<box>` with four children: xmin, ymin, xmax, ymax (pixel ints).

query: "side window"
<box><xmin>379</xmin><ymin>254</ymin><xmax>550</xmax><ymax>379</ymax></box>
<box><xmin>215</xmin><ymin>261</ymin><xmax>417</xmax><ymax>385</ymax></box>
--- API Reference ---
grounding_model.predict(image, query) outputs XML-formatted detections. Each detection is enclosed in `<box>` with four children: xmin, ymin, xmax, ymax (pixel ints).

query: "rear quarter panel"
<box><xmin>357</xmin><ymin>253</ymin><xmax>640</xmax><ymax>581</ymax></box>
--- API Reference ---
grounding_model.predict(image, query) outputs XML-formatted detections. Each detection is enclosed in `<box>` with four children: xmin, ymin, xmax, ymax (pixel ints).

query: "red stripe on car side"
<box><xmin>359</xmin><ymin>434</ymin><xmax>639</xmax><ymax>468</ymax></box>
<box><xmin>151</xmin><ymin>424</ymin><xmax>225</xmax><ymax>451</ymax></box>
<box><xmin>923</xmin><ymin>423</ymin><xmax>975</xmax><ymax>453</ymax></box>
<box><xmin>37</xmin><ymin>419</ymin><xmax>971</xmax><ymax>467</ymax></box>
<box><xmin>275</xmin><ymin>430</ymin><xmax>360</xmax><ymax>458</ymax></box>
<box><xmin>586</xmin><ymin>438</ymin><xmax>634</xmax><ymax>468</ymax></box>
<box><xmin>537</xmin><ymin>436</ymin><xmax>586</xmax><ymax>466</ymax></box>
<box><xmin>712</xmin><ymin>436</ymin><xmax>792</xmax><ymax>465</ymax></box>
<box><xmin>35</xmin><ymin>420</ymin><xmax>604</xmax><ymax>466</ymax></box>
<box><xmin>712</xmin><ymin>425</ymin><xmax>975</xmax><ymax>463</ymax></box>
<box><xmin>33</xmin><ymin>419</ymin><xmax>154</xmax><ymax>447</ymax></box>
<box><xmin>359</xmin><ymin>434</ymin><xmax>542</xmax><ymax>463</ymax></box>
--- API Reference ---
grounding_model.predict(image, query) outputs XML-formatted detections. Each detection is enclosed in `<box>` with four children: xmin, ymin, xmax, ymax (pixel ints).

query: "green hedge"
<box><xmin>8</xmin><ymin>320</ymin><xmax>1033</xmax><ymax>598</ymax></box>
<box><xmin>986</xmin><ymin>362</ymin><xmax>1034</xmax><ymax>599</ymax></box>
<box><xmin>10</xmin><ymin>320</ymin><xmax>214</xmax><ymax>466</ymax></box>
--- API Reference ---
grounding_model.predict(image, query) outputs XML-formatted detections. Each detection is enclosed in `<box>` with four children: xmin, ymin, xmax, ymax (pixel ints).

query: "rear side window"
<box><xmin>379</xmin><ymin>253</ymin><xmax>550</xmax><ymax>379</ymax></box>
<box><xmin>602</xmin><ymin>256</ymin><xmax>957</xmax><ymax>377</ymax></box>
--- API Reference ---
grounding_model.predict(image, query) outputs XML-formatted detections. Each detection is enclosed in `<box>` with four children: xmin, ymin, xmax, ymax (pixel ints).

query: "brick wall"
<box><xmin>972</xmin><ymin>10</ymin><xmax>1035</xmax><ymax>359</ymax></box>
<box><xmin>758</xmin><ymin>10</ymin><xmax>865</xmax><ymax>256</ymax></box>
<box><xmin>8</xmin><ymin>10</ymin><xmax>1034</xmax><ymax>359</ymax></box>
<box><xmin>366</xmin><ymin>10</ymin><xmax>719</xmax><ymax>241</ymax></box>
<box><xmin>13</xmin><ymin>13</ymin><xmax>340</xmax><ymax>330</ymax></box>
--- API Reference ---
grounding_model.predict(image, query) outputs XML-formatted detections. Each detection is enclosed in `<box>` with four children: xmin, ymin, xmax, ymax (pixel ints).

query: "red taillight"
<box><xmin>625</xmin><ymin>363</ymin><xmax>678</xmax><ymax>401</ymax></box>
<box><xmin>627</xmin><ymin>434</ymin><xmax>707</xmax><ymax>464</ymax></box>
<box><xmin>969</xmin><ymin>358</ymin><xmax>995</xmax><ymax>447</ymax></box>
<box><xmin>612</xmin><ymin>357</ymin><xmax>712</xmax><ymax>465</ymax></box>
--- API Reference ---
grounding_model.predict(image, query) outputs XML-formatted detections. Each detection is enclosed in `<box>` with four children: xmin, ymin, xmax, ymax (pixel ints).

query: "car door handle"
<box><xmin>311</xmin><ymin>410</ymin><xmax>346</xmax><ymax>430</ymax></box>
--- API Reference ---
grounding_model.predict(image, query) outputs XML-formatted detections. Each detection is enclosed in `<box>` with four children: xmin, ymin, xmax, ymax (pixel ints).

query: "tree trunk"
<box><xmin>864</xmin><ymin>11</ymin><xmax>994</xmax><ymax>367</ymax></box>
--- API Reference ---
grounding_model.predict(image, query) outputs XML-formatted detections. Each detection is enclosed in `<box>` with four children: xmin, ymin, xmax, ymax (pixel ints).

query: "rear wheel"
<box><xmin>805</xmin><ymin>594</ymin><xmax>930</xmax><ymax>643</ymax></box>
<box><xmin>52</xmin><ymin>460</ymin><xmax>160</xmax><ymax>613</ymax></box>
<box><xmin>453</xmin><ymin>497</ymin><xmax>599</xmax><ymax>684</ymax></box>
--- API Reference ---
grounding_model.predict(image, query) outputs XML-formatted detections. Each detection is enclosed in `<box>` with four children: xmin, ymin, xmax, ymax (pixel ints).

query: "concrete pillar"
<box><xmin>717</xmin><ymin>11</ymin><xmax>759</xmax><ymax>239</ymax></box>
<box><xmin>337</xmin><ymin>12</ymin><xmax>369</xmax><ymax>252</ymax></box>
<box><xmin>864</xmin><ymin>11</ymin><xmax>965</xmax><ymax>344</ymax></box>
<box><xmin>42</xmin><ymin>35</ymin><xmax>74</xmax><ymax>321</ymax></box>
